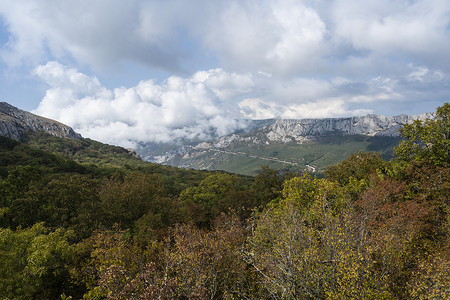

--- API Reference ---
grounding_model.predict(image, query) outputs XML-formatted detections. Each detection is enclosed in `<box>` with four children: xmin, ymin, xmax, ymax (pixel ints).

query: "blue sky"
<box><xmin>0</xmin><ymin>0</ymin><xmax>449</xmax><ymax>147</ymax></box>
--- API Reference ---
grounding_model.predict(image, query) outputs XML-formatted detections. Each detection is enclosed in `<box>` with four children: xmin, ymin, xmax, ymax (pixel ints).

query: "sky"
<box><xmin>0</xmin><ymin>0</ymin><xmax>449</xmax><ymax>147</ymax></box>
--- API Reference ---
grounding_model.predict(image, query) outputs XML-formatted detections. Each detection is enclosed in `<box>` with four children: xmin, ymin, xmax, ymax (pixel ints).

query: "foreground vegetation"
<box><xmin>0</xmin><ymin>103</ymin><xmax>448</xmax><ymax>299</ymax></box>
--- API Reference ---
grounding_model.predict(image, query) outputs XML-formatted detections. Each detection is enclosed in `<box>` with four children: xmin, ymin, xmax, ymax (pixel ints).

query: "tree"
<box><xmin>250</xmin><ymin>166</ymin><xmax>298</xmax><ymax>208</ymax></box>
<box><xmin>0</xmin><ymin>165</ymin><xmax>40</xmax><ymax>208</ymax></box>
<box><xmin>74</xmin><ymin>226</ymin><xmax>147</xmax><ymax>300</ymax></box>
<box><xmin>163</xmin><ymin>214</ymin><xmax>249</xmax><ymax>299</ymax></box>
<box><xmin>3</xmin><ymin>166</ymin><xmax>43</xmax><ymax>228</ymax></box>
<box><xmin>35</xmin><ymin>174</ymin><xmax>100</xmax><ymax>235</ymax></box>
<box><xmin>78</xmin><ymin>214</ymin><xmax>253</xmax><ymax>299</ymax></box>
<box><xmin>246</xmin><ymin>175</ymin><xmax>362</xmax><ymax>299</ymax></box>
<box><xmin>98</xmin><ymin>172</ymin><xmax>169</xmax><ymax>229</ymax></box>
<box><xmin>0</xmin><ymin>224</ymin><xmax>75</xmax><ymax>299</ymax></box>
<box><xmin>179</xmin><ymin>173</ymin><xmax>252</xmax><ymax>227</ymax></box>
<box><xmin>394</xmin><ymin>102</ymin><xmax>449</xmax><ymax>166</ymax></box>
<box><xmin>324</xmin><ymin>152</ymin><xmax>386</xmax><ymax>186</ymax></box>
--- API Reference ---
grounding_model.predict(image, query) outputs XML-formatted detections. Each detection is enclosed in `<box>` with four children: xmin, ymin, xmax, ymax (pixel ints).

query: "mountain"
<box><xmin>138</xmin><ymin>113</ymin><xmax>432</xmax><ymax>175</ymax></box>
<box><xmin>0</xmin><ymin>102</ymin><xmax>82</xmax><ymax>140</ymax></box>
<box><xmin>0</xmin><ymin>102</ymin><xmax>146</xmax><ymax>168</ymax></box>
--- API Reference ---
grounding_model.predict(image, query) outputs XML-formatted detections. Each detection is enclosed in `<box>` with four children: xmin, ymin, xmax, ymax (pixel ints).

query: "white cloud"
<box><xmin>407</xmin><ymin>65</ymin><xmax>444</xmax><ymax>82</ymax></box>
<box><xmin>4</xmin><ymin>0</ymin><xmax>447</xmax><ymax>74</ymax></box>
<box><xmin>196</xmin><ymin>0</ymin><xmax>327</xmax><ymax>75</ymax></box>
<box><xmin>32</xmin><ymin>62</ymin><xmax>256</xmax><ymax>147</ymax></box>
<box><xmin>238</xmin><ymin>98</ymin><xmax>283</xmax><ymax>119</ymax></box>
<box><xmin>330</xmin><ymin>0</ymin><xmax>450</xmax><ymax>66</ymax></box>
<box><xmin>0</xmin><ymin>0</ymin><xmax>187</xmax><ymax>70</ymax></box>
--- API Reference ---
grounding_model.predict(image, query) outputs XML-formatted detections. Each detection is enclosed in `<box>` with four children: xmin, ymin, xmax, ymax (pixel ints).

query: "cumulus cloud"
<box><xmin>33</xmin><ymin>62</ymin><xmax>257</xmax><ymax>147</ymax></box>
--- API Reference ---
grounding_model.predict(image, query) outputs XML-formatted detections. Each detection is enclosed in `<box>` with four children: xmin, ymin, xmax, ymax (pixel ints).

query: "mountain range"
<box><xmin>137</xmin><ymin>113</ymin><xmax>432</xmax><ymax>175</ymax></box>
<box><xmin>0</xmin><ymin>102</ymin><xmax>432</xmax><ymax>175</ymax></box>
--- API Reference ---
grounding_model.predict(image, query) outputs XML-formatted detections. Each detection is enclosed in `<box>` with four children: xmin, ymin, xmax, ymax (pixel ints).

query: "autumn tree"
<box><xmin>246</xmin><ymin>174</ymin><xmax>366</xmax><ymax>299</ymax></box>
<box><xmin>78</xmin><ymin>214</ymin><xmax>254</xmax><ymax>299</ymax></box>
<box><xmin>73</xmin><ymin>226</ymin><xmax>148</xmax><ymax>299</ymax></box>
<box><xmin>163</xmin><ymin>214</ymin><xmax>250</xmax><ymax>298</ymax></box>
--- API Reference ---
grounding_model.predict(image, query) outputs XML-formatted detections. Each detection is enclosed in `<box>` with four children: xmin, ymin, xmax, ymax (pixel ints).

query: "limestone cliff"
<box><xmin>0</xmin><ymin>102</ymin><xmax>82</xmax><ymax>140</ymax></box>
<box><xmin>264</xmin><ymin>113</ymin><xmax>432</xmax><ymax>144</ymax></box>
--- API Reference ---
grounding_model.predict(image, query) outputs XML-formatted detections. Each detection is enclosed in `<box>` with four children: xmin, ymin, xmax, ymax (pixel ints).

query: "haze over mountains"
<box><xmin>0</xmin><ymin>101</ymin><xmax>432</xmax><ymax>175</ymax></box>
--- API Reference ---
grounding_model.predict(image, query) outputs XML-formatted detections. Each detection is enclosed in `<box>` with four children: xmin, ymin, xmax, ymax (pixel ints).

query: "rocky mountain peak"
<box><xmin>0</xmin><ymin>102</ymin><xmax>82</xmax><ymax>140</ymax></box>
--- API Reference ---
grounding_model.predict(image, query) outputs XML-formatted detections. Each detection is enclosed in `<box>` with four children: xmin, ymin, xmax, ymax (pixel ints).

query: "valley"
<box><xmin>138</xmin><ymin>113</ymin><xmax>424</xmax><ymax>175</ymax></box>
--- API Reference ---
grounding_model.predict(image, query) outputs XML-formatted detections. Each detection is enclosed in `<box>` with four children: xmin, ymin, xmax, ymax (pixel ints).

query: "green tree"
<box><xmin>179</xmin><ymin>172</ymin><xmax>251</xmax><ymax>226</ymax></box>
<box><xmin>251</xmin><ymin>166</ymin><xmax>290</xmax><ymax>207</ymax></box>
<box><xmin>98</xmin><ymin>172</ymin><xmax>168</xmax><ymax>229</ymax></box>
<box><xmin>394</xmin><ymin>102</ymin><xmax>449</xmax><ymax>166</ymax></box>
<box><xmin>0</xmin><ymin>165</ymin><xmax>40</xmax><ymax>207</ymax></box>
<box><xmin>0</xmin><ymin>223</ymin><xmax>75</xmax><ymax>299</ymax></box>
<box><xmin>324</xmin><ymin>152</ymin><xmax>386</xmax><ymax>186</ymax></box>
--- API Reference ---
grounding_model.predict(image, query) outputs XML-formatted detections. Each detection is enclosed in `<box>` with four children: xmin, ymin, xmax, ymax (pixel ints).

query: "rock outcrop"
<box><xmin>0</xmin><ymin>102</ymin><xmax>82</xmax><ymax>140</ymax></box>
<box><xmin>264</xmin><ymin>113</ymin><xmax>432</xmax><ymax>143</ymax></box>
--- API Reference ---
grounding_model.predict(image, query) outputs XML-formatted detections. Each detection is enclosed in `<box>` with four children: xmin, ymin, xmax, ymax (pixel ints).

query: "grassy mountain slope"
<box><xmin>0</xmin><ymin>135</ymin><xmax>87</xmax><ymax>177</ymax></box>
<box><xmin>10</xmin><ymin>132</ymin><xmax>212</xmax><ymax>195</ymax></box>
<box><xmin>22</xmin><ymin>131</ymin><xmax>144</xmax><ymax>168</ymax></box>
<box><xmin>162</xmin><ymin>135</ymin><xmax>400</xmax><ymax>176</ymax></box>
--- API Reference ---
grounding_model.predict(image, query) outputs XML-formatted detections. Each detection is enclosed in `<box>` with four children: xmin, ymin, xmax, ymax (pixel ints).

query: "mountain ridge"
<box><xmin>0</xmin><ymin>102</ymin><xmax>82</xmax><ymax>140</ymax></box>
<box><xmin>0</xmin><ymin>102</ymin><xmax>144</xmax><ymax>167</ymax></box>
<box><xmin>141</xmin><ymin>113</ymin><xmax>431</xmax><ymax>158</ymax></box>
<box><xmin>261</xmin><ymin>113</ymin><xmax>432</xmax><ymax>143</ymax></box>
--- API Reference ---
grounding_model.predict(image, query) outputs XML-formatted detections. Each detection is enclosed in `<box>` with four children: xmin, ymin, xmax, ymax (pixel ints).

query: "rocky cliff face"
<box><xmin>264</xmin><ymin>113</ymin><xmax>432</xmax><ymax>143</ymax></box>
<box><xmin>0</xmin><ymin>102</ymin><xmax>82</xmax><ymax>140</ymax></box>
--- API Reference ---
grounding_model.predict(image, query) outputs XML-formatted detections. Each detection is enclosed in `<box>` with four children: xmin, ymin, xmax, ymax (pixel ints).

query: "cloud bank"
<box><xmin>33</xmin><ymin>61</ymin><xmax>448</xmax><ymax>147</ymax></box>
<box><xmin>33</xmin><ymin>62</ymin><xmax>251</xmax><ymax>147</ymax></box>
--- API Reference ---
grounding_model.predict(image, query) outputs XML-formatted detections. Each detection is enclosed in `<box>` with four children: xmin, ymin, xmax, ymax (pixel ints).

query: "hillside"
<box><xmin>0</xmin><ymin>102</ymin><xmax>213</xmax><ymax>194</ymax></box>
<box><xmin>0</xmin><ymin>102</ymin><xmax>144</xmax><ymax>166</ymax></box>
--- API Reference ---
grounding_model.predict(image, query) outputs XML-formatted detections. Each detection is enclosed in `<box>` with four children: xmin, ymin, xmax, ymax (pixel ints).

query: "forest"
<box><xmin>0</xmin><ymin>103</ymin><xmax>448</xmax><ymax>299</ymax></box>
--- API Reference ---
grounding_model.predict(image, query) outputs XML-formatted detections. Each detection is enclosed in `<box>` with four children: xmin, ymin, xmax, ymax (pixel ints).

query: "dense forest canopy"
<box><xmin>0</xmin><ymin>103</ymin><xmax>448</xmax><ymax>299</ymax></box>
